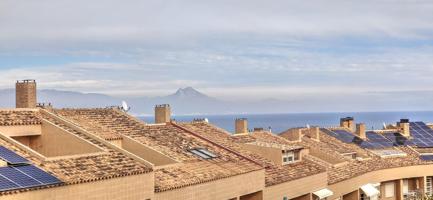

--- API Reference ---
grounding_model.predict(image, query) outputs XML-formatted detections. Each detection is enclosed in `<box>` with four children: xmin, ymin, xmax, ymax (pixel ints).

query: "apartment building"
<box><xmin>0</xmin><ymin>80</ymin><xmax>433</xmax><ymax>200</ymax></box>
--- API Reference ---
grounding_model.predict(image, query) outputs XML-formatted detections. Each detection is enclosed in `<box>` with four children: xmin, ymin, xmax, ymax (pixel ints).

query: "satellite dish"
<box><xmin>306</xmin><ymin>124</ymin><xmax>310</xmax><ymax>129</ymax></box>
<box><xmin>383</xmin><ymin>122</ymin><xmax>387</xmax><ymax>129</ymax></box>
<box><xmin>204</xmin><ymin>118</ymin><xmax>209</xmax><ymax>123</ymax></box>
<box><xmin>121</xmin><ymin>101</ymin><xmax>130</xmax><ymax>112</ymax></box>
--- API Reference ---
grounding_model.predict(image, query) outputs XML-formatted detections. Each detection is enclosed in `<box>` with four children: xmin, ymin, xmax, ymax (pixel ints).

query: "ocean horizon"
<box><xmin>139</xmin><ymin>110</ymin><xmax>433</xmax><ymax>134</ymax></box>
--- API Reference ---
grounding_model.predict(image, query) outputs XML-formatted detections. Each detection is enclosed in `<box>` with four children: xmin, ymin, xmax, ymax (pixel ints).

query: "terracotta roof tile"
<box><xmin>177</xmin><ymin>122</ymin><xmax>326</xmax><ymax>186</ymax></box>
<box><xmin>0</xmin><ymin>110</ymin><xmax>41</xmax><ymax>126</ymax></box>
<box><xmin>53</xmin><ymin>108</ymin><xmax>262</xmax><ymax>192</ymax></box>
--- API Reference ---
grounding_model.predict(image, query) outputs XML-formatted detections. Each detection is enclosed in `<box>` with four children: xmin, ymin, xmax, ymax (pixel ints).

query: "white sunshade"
<box><xmin>361</xmin><ymin>184</ymin><xmax>380</xmax><ymax>197</ymax></box>
<box><xmin>313</xmin><ymin>188</ymin><xmax>334</xmax><ymax>199</ymax></box>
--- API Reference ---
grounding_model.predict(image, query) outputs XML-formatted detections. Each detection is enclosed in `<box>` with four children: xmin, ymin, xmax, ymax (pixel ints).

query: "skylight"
<box><xmin>189</xmin><ymin>148</ymin><xmax>218</xmax><ymax>159</ymax></box>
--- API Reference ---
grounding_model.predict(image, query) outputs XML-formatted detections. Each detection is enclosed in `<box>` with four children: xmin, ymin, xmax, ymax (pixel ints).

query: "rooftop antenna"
<box><xmin>121</xmin><ymin>101</ymin><xmax>131</xmax><ymax>112</ymax></box>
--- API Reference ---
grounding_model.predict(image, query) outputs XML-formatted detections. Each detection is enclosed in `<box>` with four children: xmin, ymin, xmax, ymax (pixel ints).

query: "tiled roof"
<box><xmin>289</xmin><ymin>127</ymin><xmax>433</xmax><ymax>184</ymax></box>
<box><xmin>40</xmin><ymin>112</ymin><xmax>151</xmax><ymax>181</ymax></box>
<box><xmin>53</xmin><ymin>109</ymin><xmax>123</xmax><ymax>140</ymax></box>
<box><xmin>52</xmin><ymin>108</ymin><xmax>262</xmax><ymax>192</ymax></box>
<box><xmin>0</xmin><ymin>110</ymin><xmax>152</xmax><ymax>195</ymax></box>
<box><xmin>0</xmin><ymin>110</ymin><xmax>41</xmax><ymax>126</ymax></box>
<box><xmin>177</xmin><ymin>122</ymin><xmax>326</xmax><ymax>186</ymax></box>
<box><xmin>327</xmin><ymin>146</ymin><xmax>432</xmax><ymax>184</ymax></box>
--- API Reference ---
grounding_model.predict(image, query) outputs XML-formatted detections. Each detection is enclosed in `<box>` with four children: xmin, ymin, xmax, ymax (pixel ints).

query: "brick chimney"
<box><xmin>340</xmin><ymin>117</ymin><xmax>355</xmax><ymax>131</ymax></box>
<box><xmin>355</xmin><ymin>123</ymin><xmax>366</xmax><ymax>139</ymax></box>
<box><xmin>235</xmin><ymin>118</ymin><xmax>248</xmax><ymax>134</ymax></box>
<box><xmin>398</xmin><ymin>119</ymin><xmax>410</xmax><ymax>137</ymax></box>
<box><xmin>16</xmin><ymin>80</ymin><xmax>37</xmax><ymax>108</ymax></box>
<box><xmin>155</xmin><ymin>104</ymin><xmax>171</xmax><ymax>124</ymax></box>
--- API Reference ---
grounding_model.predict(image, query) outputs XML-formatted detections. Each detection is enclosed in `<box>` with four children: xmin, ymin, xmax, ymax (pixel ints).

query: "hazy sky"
<box><xmin>1</xmin><ymin>0</ymin><xmax>433</xmax><ymax>100</ymax></box>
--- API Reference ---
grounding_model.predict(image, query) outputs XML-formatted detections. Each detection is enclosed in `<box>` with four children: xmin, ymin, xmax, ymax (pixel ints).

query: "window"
<box><xmin>282</xmin><ymin>151</ymin><xmax>295</xmax><ymax>164</ymax></box>
<box><xmin>403</xmin><ymin>179</ymin><xmax>409</xmax><ymax>194</ymax></box>
<box><xmin>385</xmin><ymin>182</ymin><xmax>395</xmax><ymax>198</ymax></box>
<box><xmin>282</xmin><ymin>150</ymin><xmax>300</xmax><ymax>164</ymax></box>
<box><xmin>189</xmin><ymin>148</ymin><xmax>218</xmax><ymax>159</ymax></box>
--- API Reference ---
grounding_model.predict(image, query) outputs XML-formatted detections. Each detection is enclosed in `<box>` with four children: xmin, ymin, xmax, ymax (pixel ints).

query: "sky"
<box><xmin>1</xmin><ymin>0</ymin><xmax>433</xmax><ymax>102</ymax></box>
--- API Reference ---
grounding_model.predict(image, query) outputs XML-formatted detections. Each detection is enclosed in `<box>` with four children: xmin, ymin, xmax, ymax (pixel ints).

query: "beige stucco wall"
<box><xmin>0</xmin><ymin>172</ymin><xmax>154</xmax><ymax>200</ymax></box>
<box><xmin>155</xmin><ymin>169</ymin><xmax>265</xmax><ymax>200</ymax></box>
<box><xmin>308</xmin><ymin>147</ymin><xmax>345</xmax><ymax>165</ymax></box>
<box><xmin>329</xmin><ymin>164</ymin><xmax>433</xmax><ymax>200</ymax></box>
<box><xmin>0</xmin><ymin>125</ymin><xmax>41</xmax><ymax>137</ymax></box>
<box><xmin>263</xmin><ymin>172</ymin><xmax>328</xmax><ymax>200</ymax></box>
<box><xmin>242</xmin><ymin>144</ymin><xmax>284</xmax><ymax>165</ymax></box>
<box><xmin>32</xmin><ymin>121</ymin><xmax>102</xmax><ymax>157</ymax></box>
<box><xmin>122</xmin><ymin>136</ymin><xmax>177</xmax><ymax>166</ymax></box>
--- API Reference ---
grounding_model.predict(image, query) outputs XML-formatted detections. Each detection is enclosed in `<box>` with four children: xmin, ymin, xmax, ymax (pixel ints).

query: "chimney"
<box><xmin>306</xmin><ymin>126</ymin><xmax>320</xmax><ymax>141</ymax></box>
<box><xmin>235</xmin><ymin>118</ymin><xmax>248</xmax><ymax>134</ymax></box>
<box><xmin>16</xmin><ymin>80</ymin><xmax>37</xmax><ymax>108</ymax></box>
<box><xmin>340</xmin><ymin>117</ymin><xmax>355</xmax><ymax>131</ymax></box>
<box><xmin>155</xmin><ymin>104</ymin><xmax>171</xmax><ymax>124</ymax></box>
<box><xmin>355</xmin><ymin>123</ymin><xmax>366</xmax><ymax>139</ymax></box>
<box><xmin>398</xmin><ymin>119</ymin><xmax>410</xmax><ymax>137</ymax></box>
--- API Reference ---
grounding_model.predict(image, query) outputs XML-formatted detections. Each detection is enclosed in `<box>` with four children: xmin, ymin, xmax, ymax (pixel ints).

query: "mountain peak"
<box><xmin>173</xmin><ymin>87</ymin><xmax>208</xmax><ymax>98</ymax></box>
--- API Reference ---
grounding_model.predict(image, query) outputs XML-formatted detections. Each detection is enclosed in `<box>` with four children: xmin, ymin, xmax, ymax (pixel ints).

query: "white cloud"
<box><xmin>1</xmin><ymin>0</ymin><xmax>433</xmax><ymax>48</ymax></box>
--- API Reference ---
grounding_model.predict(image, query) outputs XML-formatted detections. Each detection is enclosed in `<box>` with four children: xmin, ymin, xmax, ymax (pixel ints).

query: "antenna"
<box><xmin>121</xmin><ymin>101</ymin><xmax>131</xmax><ymax>112</ymax></box>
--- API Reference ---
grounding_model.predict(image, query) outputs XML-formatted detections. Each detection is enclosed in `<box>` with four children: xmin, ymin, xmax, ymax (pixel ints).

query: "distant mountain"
<box><xmin>3</xmin><ymin>87</ymin><xmax>433</xmax><ymax>115</ymax></box>
<box><xmin>169</xmin><ymin>87</ymin><xmax>208</xmax><ymax>99</ymax></box>
<box><xmin>0</xmin><ymin>87</ymin><xmax>230</xmax><ymax>115</ymax></box>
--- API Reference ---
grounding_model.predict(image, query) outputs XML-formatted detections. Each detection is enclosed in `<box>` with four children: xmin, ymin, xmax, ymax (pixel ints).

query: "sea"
<box><xmin>139</xmin><ymin>111</ymin><xmax>433</xmax><ymax>134</ymax></box>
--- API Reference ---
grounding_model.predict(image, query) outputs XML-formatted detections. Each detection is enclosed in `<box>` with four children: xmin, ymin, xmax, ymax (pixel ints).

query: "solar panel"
<box><xmin>0</xmin><ymin>174</ymin><xmax>20</xmax><ymax>192</ymax></box>
<box><xmin>410</xmin><ymin>122</ymin><xmax>433</xmax><ymax>148</ymax></box>
<box><xmin>0</xmin><ymin>167</ymin><xmax>41</xmax><ymax>187</ymax></box>
<box><xmin>364</xmin><ymin>132</ymin><xmax>394</xmax><ymax>149</ymax></box>
<box><xmin>0</xmin><ymin>165</ymin><xmax>62</xmax><ymax>192</ymax></box>
<box><xmin>383</xmin><ymin>132</ymin><xmax>414</xmax><ymax>146</ymax></box>
<box><xmin>322</xmin><ymin>129</ymin><xmax>394</xmax><ymax>149</ymax></box>
<box><xmin>332</xmin><ymin>130</ymin><xmax>359</xmax><ymax>143</ymax></box>
<box><xmin>420</xmin><ymin>155</ymin><xmax>433</xmax><ymax>161</ymax></box>
<box><xmin>0</xmin><ymin>146</ymin><xmax>29</xmax><ymax>165</ymax></box>
<box><xmin>15</xmin><ymin>165</ymin><xmax>62</xmax><ymax>185</ymax></box>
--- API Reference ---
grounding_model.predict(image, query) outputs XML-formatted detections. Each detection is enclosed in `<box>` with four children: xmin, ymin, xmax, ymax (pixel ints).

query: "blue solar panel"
<box><xmin>0</xmin><ymin>165</ymin><xmax>62</xmax><ymax>192</ymax></box>
<box><xmin>383</xmin><ymin>132</ymin><xmax>414</xmax><ymax>146</ymax></box>
<box><xmin>333</xmin><ymin>130</ymin><xmax>359</xmax><ymax>143</ymax></box>
<box><xmin>420</xmin><ymin>155</ymin><xmax>433</xmax><ymax>161</ymax></box>
<box><xmin>410</xmin><ymin>122</ymin><xmax>433</xmax><ymax>148</ymax></box>
<box><xmin>323</xmin><ymin>129</ymin><xmax>394</xmax><ymax>149</ymax></box>
<box><xmin>365</xmin><ymin>132</ymin><xmax>394</xmax><ymax>148</ymax></box>
<box><xmin>0</xmin><ymin>167</ymin><xmax>41</xmax><ymax>187</ymax></box>
<box><xmin>0</xmin><ymin>146</ymin><xmax>29</xmax><ymax>165</ymax></box>
<box><xmin>324</xmin><ymin>122</ymin><xmax>433</xmax><ymax>149</ymax></box>
<box><xmin>0</xmin><ymin>174</ymin><xmax>20</xmax><ymax>192</ymax></box>
<box><xmin>15</xmin><ymin>165</ymin><xmax>62</xmax><ymax>185</ymax></box>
